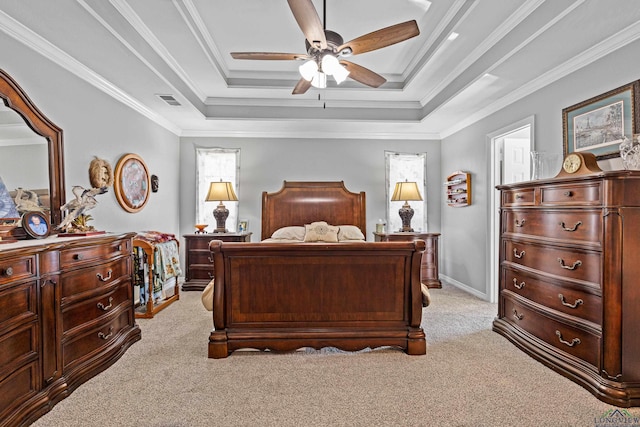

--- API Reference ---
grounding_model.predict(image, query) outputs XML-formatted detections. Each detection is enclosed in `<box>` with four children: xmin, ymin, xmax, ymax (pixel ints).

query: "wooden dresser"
<box><xmin>373</xmin><ymin>232</ymin><xmax>441</xmax><ymax>288</ymax></box>
<box><xmin>182</xmin><ymin>232</ymin><xmax>252</xmax><ymax>291</ymax></box>
<box><xmin>493</xmin><ymin>171</ymin><xmax>640</xmax><ymax>407</ymax></box>
<box><xmin>0</xmin><ymin>233</ymin><xmax>141</xmax><ymax>427</ymax></box>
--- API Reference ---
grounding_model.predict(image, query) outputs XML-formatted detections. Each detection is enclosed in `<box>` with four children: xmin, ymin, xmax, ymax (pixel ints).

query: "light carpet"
<box><xmin>31</xmin><ymin>285</ymin><xmax>640</xmax><ymax>427</ymax></box>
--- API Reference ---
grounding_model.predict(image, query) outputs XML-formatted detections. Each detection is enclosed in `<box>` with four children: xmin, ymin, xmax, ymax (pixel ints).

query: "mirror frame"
<box><xmin>0</xmin><ymin>69</ymin><xmax>65</xmax><ymax>228</ymax></box>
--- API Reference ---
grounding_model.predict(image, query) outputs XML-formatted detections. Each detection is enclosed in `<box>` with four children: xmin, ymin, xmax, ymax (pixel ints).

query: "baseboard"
<box><xmin>439</xmin><ymin>274</ymin><xmax>489</xmax><ymax>301</ymax></box>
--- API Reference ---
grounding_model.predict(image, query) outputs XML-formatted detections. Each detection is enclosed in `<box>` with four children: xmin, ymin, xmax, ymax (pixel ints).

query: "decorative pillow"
<box><xmin>201</xmin><ymin>278</ymin><xmax>214</xmax><ymax>311</ymax></box>
<box><xmin>337</xmin><ymin>225</ymin><xmax>365</xmax><ymax>241</ymax></box>
<box><xmin>271</xmin><ymin>226</ymin><xmax>306</xmax><ymax>241</ymax></box>
<box><xmin>303</xmin><ymin>221</ymin><xmax>339</xmax><ymax>242</ymax></box>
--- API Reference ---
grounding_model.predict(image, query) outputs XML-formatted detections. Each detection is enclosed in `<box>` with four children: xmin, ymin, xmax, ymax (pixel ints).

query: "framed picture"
<box><xmin>239</xmin><ymin>219</ymin><xmax>249</xmax><ymax>232</ymax></box>
<box><xmin>114</xmin><ymin>153</ymin><xmax>151</xmax><ymax>213</ymax></box>
<box><xmin>22</xmin><ymin>211</ymin><xmax>50</xmax><ymax>239</ymax></box>
<box><xmin>563</xmin><ymin>81</ymin><xmax>640</xmax><ymax>160</ymax></box>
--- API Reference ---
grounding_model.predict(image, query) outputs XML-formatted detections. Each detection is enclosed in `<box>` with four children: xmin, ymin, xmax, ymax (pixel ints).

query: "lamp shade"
<box><xmin>205</xmin><ymin>181</ymin><xmax>238</xmax><ymax>202</ymax></box>
<box><xmin>391</xmin><ymin>181</ymin><xmax>423</xmax><ymax>202</ymax></box>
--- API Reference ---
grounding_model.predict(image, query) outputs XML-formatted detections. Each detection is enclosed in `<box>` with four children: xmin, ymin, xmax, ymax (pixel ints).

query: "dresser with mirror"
<box><xmin>0</xmin><ymin>69</ymin><xmax>141</xmax><ymax>427</ymax></box>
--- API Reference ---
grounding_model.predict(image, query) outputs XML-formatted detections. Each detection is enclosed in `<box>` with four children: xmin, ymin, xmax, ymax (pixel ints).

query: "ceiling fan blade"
<box><xmin>338</xmin><ymin>20</ymin><xmax>419</xmax><ymax>55</ymax></box>
<box><xmin>292</xmin><ymin>78</ymin><xmax>312</xmax><ymax>95</ymax></box>
<box><xmin>287</xmin><ymin>0</ymin><xmax>327</xmax><ymax>50</ymax></box>
<box><xmin>340</xmin><ymin>61</ymin><xmax>386</xmax><ymax>88</ymax></box>
<box><xmin>231</xmin><ymin>52</ymin><xmax>309</xmax><ymax>61</ymax></box>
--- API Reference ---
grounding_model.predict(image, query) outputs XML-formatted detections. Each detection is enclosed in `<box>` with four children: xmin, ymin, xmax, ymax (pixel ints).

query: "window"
<box><xmin>196</xmin><ymin>147</ymin><xmax>240</xmax><ymax>232</ymax></box>
<box><xmin>385</xmin><ymin>151</ymin><xmax>427</xmax><ymax>233</ymax></box>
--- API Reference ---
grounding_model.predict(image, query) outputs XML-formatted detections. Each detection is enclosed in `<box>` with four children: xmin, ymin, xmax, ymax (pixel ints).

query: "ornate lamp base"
<box><xmin>213</xmin><ymin>202</ymin><xmax>229</xmax><ymax>233</ymax></box>
<box><xmin>398</xmin><ymin>202</ymin><xmax>414</xmax><ymax>232</ymax></box>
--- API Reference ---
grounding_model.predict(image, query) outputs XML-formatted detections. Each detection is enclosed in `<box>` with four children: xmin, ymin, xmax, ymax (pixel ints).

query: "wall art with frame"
<box><xmin>563</xmin><ymin>80</ymin><xmax>640</xmax><ymax>160</ymax></box>
<box><xmin>114</xmin><ymin>153</ymin><xmax>150</xmax><ymax>213</ymax></box>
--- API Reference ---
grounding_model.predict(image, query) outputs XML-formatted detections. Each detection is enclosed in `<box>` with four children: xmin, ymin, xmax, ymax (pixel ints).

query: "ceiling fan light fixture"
<box><xmin>310</xmin><ymin>71</ymin><xmax>327</xmax><ymax>89</ymax></box>
<box><xmin>299</xmin><ymin>59</ymin><xmax>318</xmax><ymax>81</ymax></box>
<box><xmin>332</xmin><ymin>64</ymin><xmax>350</xmax><ymax>84</ymax></box>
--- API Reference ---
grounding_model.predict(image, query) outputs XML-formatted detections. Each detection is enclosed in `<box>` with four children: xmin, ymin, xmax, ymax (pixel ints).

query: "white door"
<box><xmin>503</xmin><ymin>137</ymin><xmax>531</xmax><ymax>184</ymax></box>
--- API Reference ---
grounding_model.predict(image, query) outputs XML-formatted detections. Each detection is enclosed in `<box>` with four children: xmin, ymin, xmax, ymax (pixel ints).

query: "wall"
<box><xmin>179</xmin><ymin>137</ymin><xmax>441</xmax><ymax>241</ymax></box>
<box><xmin>440</xmin><ymin>37</ymin><xmax>640</xmax><ymax>299</ymax></box>
<box><xmin>0</xmin><ymin>34</ymin><xmax>181</xmax><ymax>236</ymax></box>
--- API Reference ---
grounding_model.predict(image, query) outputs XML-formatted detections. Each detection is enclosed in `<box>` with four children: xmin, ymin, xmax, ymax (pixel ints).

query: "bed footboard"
<box><xmin>208</xmin><ymin>240</ymin><xmax>426</xmax><ymax>358</ymax></box>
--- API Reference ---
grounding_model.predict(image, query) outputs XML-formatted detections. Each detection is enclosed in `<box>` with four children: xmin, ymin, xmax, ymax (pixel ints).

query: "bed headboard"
<box><xmin>261</xmin><ymin>181</ymin><xmax>366</xmax><ymax>240</ymax></box>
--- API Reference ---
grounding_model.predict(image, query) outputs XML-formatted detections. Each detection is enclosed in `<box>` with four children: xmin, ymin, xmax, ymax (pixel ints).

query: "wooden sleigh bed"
<box><xmin>208</xmin><ymin>181</ymin><xmax>426</xmax><ymax>358</ymax></box>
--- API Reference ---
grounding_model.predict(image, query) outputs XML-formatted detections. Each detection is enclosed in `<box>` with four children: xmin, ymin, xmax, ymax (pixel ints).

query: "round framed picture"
<box><xmin>114</xmin><ymin>153</ymin><xmax>150</xmax><ymax>213</ymax></box>
<box><xmin>22</xmin><ymin>211</ymin><xmax>50</xmax><ymax>239</ymax></box>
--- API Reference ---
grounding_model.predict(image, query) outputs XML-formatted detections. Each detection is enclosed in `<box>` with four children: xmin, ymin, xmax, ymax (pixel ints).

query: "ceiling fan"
<box><xmin>230</xmin><ymin>0</ymin><xmax>420</xmax><ymax>94</ymax></box>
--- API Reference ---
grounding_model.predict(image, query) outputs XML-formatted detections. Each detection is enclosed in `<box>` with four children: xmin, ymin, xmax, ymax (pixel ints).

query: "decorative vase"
<box><xmin>620</xmin><ymin>135</ymin><xmax>640</xmax><ymax>170</ymax></box>
<box><xmin>530</xmin><ymin>151</ymin><xmax>561</xmax><ymax>180</ymax></box>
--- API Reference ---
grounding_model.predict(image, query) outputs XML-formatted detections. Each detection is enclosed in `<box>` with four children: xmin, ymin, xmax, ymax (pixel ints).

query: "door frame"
<box><xmin>486</xmin><ymin>116</ymin><xmax>535</xmax><ymax>303</ymax></box>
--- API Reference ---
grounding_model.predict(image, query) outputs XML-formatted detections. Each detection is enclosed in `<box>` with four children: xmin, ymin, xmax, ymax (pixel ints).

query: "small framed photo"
<box><xmin>22</xmin><ymin>211</ymin><xmax>50</xmax><ymax>239</ymax></box>
<box><xmin>239</xmin><ymin>220</ymin><xmax>249</xmax><ymax>232</ymax></box>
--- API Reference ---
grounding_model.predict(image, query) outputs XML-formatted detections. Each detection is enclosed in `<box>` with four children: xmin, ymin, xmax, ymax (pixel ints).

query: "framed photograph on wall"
<box><xmin>563</xmin><ymin>80</ymin><xmax>640</xmax><ymax>160</ymax></box>
<box><xmin>22</xmin><ymin>211</ymin><xmax>50</xmax><ymax>239</ymax></box>
<box><xmin>114</xmin><ymin>153</ymin><xmax>151</xmax><ymax>213</ymax></box>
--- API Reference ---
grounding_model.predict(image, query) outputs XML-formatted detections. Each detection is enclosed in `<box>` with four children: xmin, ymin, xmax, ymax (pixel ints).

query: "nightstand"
<box><xmin>373</xmin><ymin>231</ymin><xmax>441</xmax><ymax>289</ymax></box>
<box><xmin>182</xmin><ymin>232</ymin><xmax>252</xmax><ymax>291</ymax></box>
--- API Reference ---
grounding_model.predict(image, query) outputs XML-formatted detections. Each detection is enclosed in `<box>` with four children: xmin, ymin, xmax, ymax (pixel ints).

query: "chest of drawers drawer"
<box><xmin>540</xmin><ymin>182</ymin><xmax>601</xmax><ymax>206</ymax></box>
<box><xmin>62</xmin><ymin>281</ymin><xmax>132</xmax><ymax>335</ymax></box>
<box><xmin>60</xmin><ymin>239</ymin><xmax>130</xmax><ymax>270</ymax></box>
<box><xmin>62</xmin><ymin>308</ymin><xmax>133</xmax><ymax>371</ymax></box>
<box><xmin>503</xmin><ymin>296</ymin><xmax>600</xmax><ymax>369</ymax></box>
<box><xmin>61</xmin><ymin>257</ymin><xmax>130</xmax><ymax>302</ymax></box>
<box><xmin>503</xmin><ymin>240</ymin><xmax>601</xmax><ymax>284</ymax></box>
<box><xmin>0</xmin><ymin>255</ymin><xmax>37</xmax><ymax>286</ymax></box>
<box><xmin>502</xmin><ymin>188</ymin><xmax>535</xmax><ymax>206</ymax></box>
<box><xmin>501</xmin><ymin>266</ymin><xmax>601</xmax><ymax>325</ymax></box>
<box><xmin>503</xmin><ymin>209</ymin><xmax>601</xmax><ymax>244</ymax></box>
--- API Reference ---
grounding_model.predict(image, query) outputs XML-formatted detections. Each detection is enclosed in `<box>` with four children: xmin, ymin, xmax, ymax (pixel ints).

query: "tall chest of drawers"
<box><xmin>0</xmin><ymin>233</ymin><xmax>141</xmax><ymax>427</ymax></box>
<box><xmin>493</xmin><ymin>171</ymin><xmax>640</xmax><ymax>407</ymax></box>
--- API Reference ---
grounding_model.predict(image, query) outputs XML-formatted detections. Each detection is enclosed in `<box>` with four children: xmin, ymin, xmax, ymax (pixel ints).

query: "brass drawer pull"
<box><xmin>96</xmin><ymin>270</ymin><xmax>113</xmax><ymax>282</ymax></box>
<box><xmin>564</xmin><ymin>191</ymin><xmax>573</xmax><ymax>197</ymax></box>
<box><xmin>98</xmin><ymin>327</ymin><xmax>114</xmax><ymax>340</ymax></box>
<box><xmin>207</xmin><ymin>272</ymin><xmax>214</xmax><ymax>279</ymax></box>
<box><xmin>97</xmin><ymin>297</ymin><xmax>114</xmax><ymax>311</ymax></box>
<box><xmin>513</xmin><ymin>249</ymin><xmax>525</xmax><ymax>259</ymax></box>
<box><xmin>559</xmin><ymin>221</ymin><xmax>582</xmax><ymax>232</ymax></box>
<box><xmin>514</xmin><ymin>194</ymin><xmax>524</xmax><ymax>200</ymax></box>
<box><xmin>208</xmin><ymin>256</ymin><xmax>213</xmax><ymax>263</ymax></box>
<box><xmin>2</xmin><ymin>266</ymin><xmax>13</xmax><ymax>277</ymax></box>
<box><xmin>73</xmin><ymin>253</ymin><xmax>83</xmax><ymax>261</ymax></box>
<box><xmin>512</xmin><ymin>309</ymin><xmax>524</xmax><ymax>320</ymax></box>
<box><xmin>514</xmin><ymin>219</ymin><xmax>526</xmax><ymax>227</ymax></box>
<box><xmin>555</xmin><ymin>330</ymin><xmax>580</xmax><ymax>347</ymax></box>
<box><xmin>558</xmin><ymin>294</ymin><xmax>583</xmax><ymax>309</ymax></box>
<box><xmin>512</xmin><ymin>278</ymin><xmax>525</xmax><ymax>290</ymax></box>
<box><xmin>557</xmin><ymin>258</ymin><xmax>582</xmax><ymax>270</ymax></box>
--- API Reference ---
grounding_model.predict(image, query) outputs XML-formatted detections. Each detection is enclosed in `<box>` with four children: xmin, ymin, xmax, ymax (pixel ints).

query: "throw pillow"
<box><xmin>303</xmin><ymin>221</ymin><xmax>339</xmax><ymax>242</ymax></box>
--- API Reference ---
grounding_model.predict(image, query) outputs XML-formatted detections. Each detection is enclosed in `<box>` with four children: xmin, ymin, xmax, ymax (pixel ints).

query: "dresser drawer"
<box><xmin>501</xmin><ymin>266</ymin><xmax>602</xmax><ymax>325</ymax></box>
<box><xmin>540</xmin><ymin>182</ymin><xmax>601</xmax><ymax>206</ymax></box>
<box><xmin>62</xmin><ymin>308</ymin><xmax>132</xmax><ymax>370</ymax></box>
<box><xmin>61</xmin><ymin>257</ymin><xmax>130</xmax><ymax>302</ymax></box>
<box><xmin>503</xmin><ymin>297</ymin><xmax>600</xmax><ymax>369</ymax></box>
<box><xmin>0</xmin><ymin>361</ymin><xmax>38</xmax><ymax>421</ymax></box>
<box><xmin>503</xmin><ymin>240</ymin><xmax>601</xmax><ymax>284</ymax></box>
<box><xmin>60</xmin><ymin>238</ymin><xmax>130</xmax><ymax>270</ymax></box>
<box><xmin>503</xmin><ymin>209</ymin><xmax>601</xmax><ymax>244</ymax></box>
<box><xmin>0</xmin><ymin>254</ymin><xmax>37</xmax><ymax>286</ymax></box>
<box><xmin>0</xmin><ymin>323</ymin><xmax>38</xmax><ymax>375</ymax></box>
<box><xmin>187</xmin><ymin>237</ymin><xmax>215</xmax><ymax>250</ymax></box>
<box><xmin>502</xmin><ymin>188</ymin><xmax>535</xmax><ymax>206</ymax></box>
<box><xmin>62</xmin><ymin>281</ymin><xmax>132</xmax><ymax>334</ymax></box>
<box><xmin>188</xmin><ymin>250</ymin><xmax>213</xmax><ymax>265</ymax></box>
<box><xmin>0</xmin><ymin>281</ymin><xmax>37</xmax><ymax>334</ymax></box>
<box><xmin>188</xmin><ymin>265</ymin><xmax>214</xmax><ymax>281</ymax></box>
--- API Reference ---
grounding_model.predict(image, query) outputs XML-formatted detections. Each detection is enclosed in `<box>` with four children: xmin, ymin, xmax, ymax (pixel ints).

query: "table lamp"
<box><xmin>205</xmin><ymin>181</ymin><xmax>238</xmax><ymax>233</ymax></box>
<box><xmin>391</xmin><ymin>181</ymin><xmax>423</xmax><ymax>232</ymax></box>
